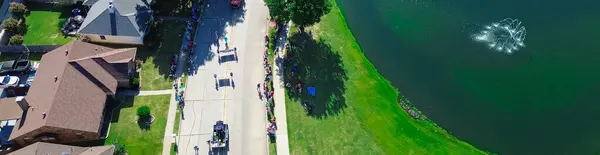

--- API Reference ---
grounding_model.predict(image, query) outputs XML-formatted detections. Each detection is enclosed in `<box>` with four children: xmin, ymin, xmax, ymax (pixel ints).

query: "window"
<box><xmin>100</xmin><ymin>35</ymin><xmax>106</xmax><ymax>40</ymax></box>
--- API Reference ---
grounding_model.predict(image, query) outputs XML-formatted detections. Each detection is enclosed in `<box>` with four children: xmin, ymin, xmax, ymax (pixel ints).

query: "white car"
<box><xmin>0</xmin><ymin>76</ymin><xmax>19</xmax><ymax>87</ymax></box>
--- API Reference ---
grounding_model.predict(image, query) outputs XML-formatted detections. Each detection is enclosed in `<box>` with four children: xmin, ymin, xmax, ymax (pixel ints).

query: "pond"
<box><xmin>337</xmin><ymin>0</ymin><xmax>600</xmax><ymax>154</ymax></box>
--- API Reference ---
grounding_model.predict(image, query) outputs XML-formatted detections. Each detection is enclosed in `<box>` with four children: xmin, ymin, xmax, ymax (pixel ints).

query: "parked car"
<box><xmin>0</xmin><ymin>76</ymin><xmax>20</xmax><ymax>87</ymax></box>
<box><xmin>231</xmin><ymin>0</ymin><xmax>241</xmax><ymax>8</ymax></box>
<box><xmin>0</xmin><ymin>60</ymin><xmax>31</xmax><ymax>75</ymax></box>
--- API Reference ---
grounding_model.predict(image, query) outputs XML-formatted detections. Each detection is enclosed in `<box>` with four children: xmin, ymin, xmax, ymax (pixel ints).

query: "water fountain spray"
<box><xmin>472</xmin><ymin>18</ymin><xmax>526</xmax><ymax>54</ymax></box>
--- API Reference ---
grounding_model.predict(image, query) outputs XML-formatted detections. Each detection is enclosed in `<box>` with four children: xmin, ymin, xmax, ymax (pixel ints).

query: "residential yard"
<box><xmin>283</xmin><ymin>0</ymin><xmax>486</xmax><ymax>154</ymax></box>
<box><xmin>137</xmin><ymin>20</ymin><xmax>186</xmax><ymax>90</ymax></box>
<box><xmin>104</xmin><ymin>95</ymin><xmax>171</xmax><ymax>155</ymax></box>
<box><xmin>151</xmin><ymin>0</ymin><xmax>194</xmax><ymax>17</ymax></box>
<box><xmin>23</xmin><ymin>3</ymin><xmax>75</xmax><ymax>45</ymax></box>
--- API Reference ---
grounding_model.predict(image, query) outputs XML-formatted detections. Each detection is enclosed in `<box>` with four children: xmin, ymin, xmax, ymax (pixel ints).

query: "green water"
<box><xmin>337</xmin><ymin>0</ymin><xmax>600</xmax><ymax>154</ymax></box>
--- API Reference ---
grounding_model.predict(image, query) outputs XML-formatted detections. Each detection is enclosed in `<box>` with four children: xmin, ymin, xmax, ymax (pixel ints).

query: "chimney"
<box><xmin>42</xmin><ymin>112</ymin><xmax>47</xmax><ymax>119</ymax></box>
<box><xmin>109</xmin><ymin>1</ymin><xmax>117</xmax><ymax>35</ymax></box>
<box><xmin>15</xmin><ymin>96</ymin><xmax>29</xmax><ymax>110</ymax></box>
<box><xmin>109</xmin><ymin>1</ymin><xmax>115</xmax><ymax>13</ymax></box>
<box><xmin>65</xmin><ymin>49</ymin><xmax>69</xmax><ymax>55</ymax></box>
<box><xmin>54</xmin><ymin>76</ymin><xmax>58</xmax><ymax>82</ymax></box>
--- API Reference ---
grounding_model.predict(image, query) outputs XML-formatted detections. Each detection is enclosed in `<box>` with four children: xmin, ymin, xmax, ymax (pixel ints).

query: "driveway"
<box><xmin>177</xmin><ymin>0</ymin><xmax>269</xmax><ymax>154</ymax></box>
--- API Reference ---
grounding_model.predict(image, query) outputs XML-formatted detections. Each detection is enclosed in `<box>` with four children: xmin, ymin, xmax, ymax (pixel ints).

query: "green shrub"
<box><xmin>8</xmin><ymin>35</ymin><xmax>23</xmax><ymax>45</ymax></box>
<box><xmin>132</xmin><ymin>77</ymin><xmax>140</xmax><ymax>85</ymax></box>
<box><xmin>8</xmin><ymin>2</ymin><xmax>27</xmax><ymax>18</ymax></box>
<box><xmin>113</xmin><ymin>141</ymin><xmax>127</xmax><ymax>155</ymax></box>
<box><xmin>136</xmin><ymin>105</ymin><xmax>151</xmax><ymax>118</ymax></box>
<box><xmin>2</xmin><ymin>18</ymin><xmax>21</xmax><ymax>34</ymax></box>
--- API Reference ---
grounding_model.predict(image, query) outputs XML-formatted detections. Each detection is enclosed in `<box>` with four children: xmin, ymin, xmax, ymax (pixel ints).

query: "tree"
<box><xmin>265</xmin><ymin>0</ymin><xmax>291</xmax><ymax>25</ymax></box>
<box><xmin>289</xmin><ymin>0</ymin><xmax>331</xmax><ymax>29</ymax></box>
<box><xmin>2</xmin><ymin>18</ymin><xmax>21</xmax><ymax>34</ymax></box>
<box><xmin>136</xmin><ymin>105</ymin><xmax>151</xmax><ymax>118</ymax></box>
<box><xmin>9</xmin><ymin>2</ymin><xmax>27</xmax><ymax>18</ymax></box>
<box><xmin>9</xmin><ymin>35</ymin><xmax>23</xmax><ymax>45</ymax></box>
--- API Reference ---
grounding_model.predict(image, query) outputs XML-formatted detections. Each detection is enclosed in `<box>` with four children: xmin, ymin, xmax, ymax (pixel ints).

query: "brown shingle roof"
<box><xmin>8</xmin><ymin>142</ymin><xmax>115</xmax><ymax>155</ymax></box>
<box><xmin>78</xmin><ymin>145</ymin><xmax>115</xmax><ymax>155</ymax></box>
<box><xmin>0</xmin><ymin>97</ymin><xmax>22</xmax><ymax>121</ymax></box>
<box><xmin>9</xmin><ymin>40</ymin><xmax>136</xmax><ymax>141</ymax></box>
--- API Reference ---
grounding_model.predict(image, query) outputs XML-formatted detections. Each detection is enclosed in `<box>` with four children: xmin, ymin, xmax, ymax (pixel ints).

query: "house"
<box><xmin>5</xmin><ymin>40</ymin><xmax>137</xmax><ymax>147</ymax></box>
<box><xmin>78</xmin><ymin>0</ymin><xmax>153</xmax><ymax>45</ymax></box>
<box><xmin>8</xmin><ymin>142</ymin><xmax>114</xmax><ymax>155</ymax></box>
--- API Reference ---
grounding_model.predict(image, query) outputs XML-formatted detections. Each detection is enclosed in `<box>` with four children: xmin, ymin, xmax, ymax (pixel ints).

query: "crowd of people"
<box><xmin>185</xmin><ymin>1</ymin><xmax>202</xmax><ymax>76</ymax></box>
<box><xmin>262</xmin><ymin>33</ymin><xmax>279</xmax><ymax>136</ymax></box>
<box><xmin>174</xmin><ymin>78</ymin><xmax>186</xmax><ymax>110</ymax></box>
<box><xmin>174</xmin><ymin>0</ymin><xmax>202</xmax><ymax>112</ymax></box>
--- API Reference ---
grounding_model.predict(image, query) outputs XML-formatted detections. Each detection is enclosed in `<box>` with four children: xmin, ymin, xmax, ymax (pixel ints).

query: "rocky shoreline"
<box><xmin>397</xmin><ymin>95</ymin><xmax>427</xmax><ymax>121</ymax></box>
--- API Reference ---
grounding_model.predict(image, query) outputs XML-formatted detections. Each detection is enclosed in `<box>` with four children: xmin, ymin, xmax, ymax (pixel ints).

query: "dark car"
<box><xmin>0</xmin><ymin>60</ymin><xmax>31</xmax><ymax>75</ymax></box>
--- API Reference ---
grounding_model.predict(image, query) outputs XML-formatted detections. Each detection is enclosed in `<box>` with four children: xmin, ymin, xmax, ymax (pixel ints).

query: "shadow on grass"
<box><xmin>283</xmin><ymin>31</ymin><xmax>348</xmax><ymax>118</ymax></box>
<box><xmin>136</xmin><ymin>20</ymin><xmax>186</xmax><ymax>80</ymax></box>
<box><xmin>269</xmin><ymin>135</ymin><xmax>276</xmax><ymax>143</ymax></box>
<box><xmin>105</xmin><ymin>96</ymin><xmax>135</xmax><ymax>123</ymax></box>
<box><xmin>137</xmin><ymin>116</ymin><xmax>152</xmax><ymax>130</ymax></box>
<box><xmin>151</xmin><ymin>0</ymin><xmax>194</xmax><ymax>17</ymax></box>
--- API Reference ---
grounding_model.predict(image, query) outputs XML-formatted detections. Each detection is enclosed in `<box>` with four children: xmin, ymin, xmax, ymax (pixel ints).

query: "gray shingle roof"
<box><xmin>78</xmin><ymin>0</ymin><xmax>152</xmax><ymax>37</ymax></box>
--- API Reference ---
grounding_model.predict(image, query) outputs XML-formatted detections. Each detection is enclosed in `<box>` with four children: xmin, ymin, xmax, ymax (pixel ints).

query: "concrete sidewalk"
<box><xmin>272</xmin><ymin>22</ymin><xmax>292</xmax><ymax>155</ymax></box>
<box><xmin>161</xmin><ymin>87</ymin><xmax>179</xmax><ymax>155</ymax></box>
<box><xmin>116</xmin><ymin>89</ymin><xmax>173</xmax><ymax>96</ymax></box>
<box><xmin>162</xmin><ymin>22</ymin><xmax>190</xmax><ymax>154</ymax></box>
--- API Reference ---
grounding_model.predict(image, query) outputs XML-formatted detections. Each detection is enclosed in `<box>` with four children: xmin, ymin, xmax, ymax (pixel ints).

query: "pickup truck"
<box><xmin>231</xmin><ymin>0</ymin><xmax>241</xmax><ymax>8</ymax></box>
<box><xmin>0</xmin><ymin>60</ymin><xmax>31</xmax><ymax>75</ymax></box>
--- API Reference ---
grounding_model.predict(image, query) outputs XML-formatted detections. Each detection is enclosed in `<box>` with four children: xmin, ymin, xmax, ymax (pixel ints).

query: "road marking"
<box><xmin>222</xmin><ymin>24</ymin><xmax>234</xmax><ymax>122</ymax></box>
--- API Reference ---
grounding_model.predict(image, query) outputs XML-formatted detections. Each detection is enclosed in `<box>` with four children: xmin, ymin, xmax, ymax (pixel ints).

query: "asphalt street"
<box><xmin>177</xmin><ymin>0</ymin><xmax>269</xmax><ymax>154</ymax></box>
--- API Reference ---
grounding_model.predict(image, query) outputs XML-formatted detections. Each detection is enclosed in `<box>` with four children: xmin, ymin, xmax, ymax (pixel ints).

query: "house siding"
<box><xmin>84</xmin><ymin>34</ymin><xmax>143</xmax><ymax>45</ymax></box>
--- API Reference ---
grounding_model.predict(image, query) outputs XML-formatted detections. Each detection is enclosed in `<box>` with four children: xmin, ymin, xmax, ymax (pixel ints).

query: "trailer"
<box><xmin>208</xmin><ymin>121</ymin><xmax>229</xmax><ymax>151</ymax></box>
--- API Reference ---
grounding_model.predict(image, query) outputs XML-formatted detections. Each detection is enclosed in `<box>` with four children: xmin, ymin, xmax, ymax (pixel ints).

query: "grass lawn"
<box><xmin>269</xmin><ymin>140</ymin><xmax>277</xmax><ymax>155</ymax></box>
<box><xmin>174</xmin><ymin>109</ymin><xmax>181</xmax><ymax>134</ymax></box>
<box><xmin>23</xmin><ymin>3</ymin><xmax>75</xmax><ymax>45</ymax></box>
<box><xmin>169</xmin><ymin>109</ymin><xmax>181</xmax><ymax>155</ymax></box>
<box><xmin>283</xmin><ymin>0</ymin><xmax>487</xmax><ymax>154</ymax></box>
<box><xmin>104</xmin><ymin>95</ymin><xmax>171</xmax><ymax>155</ymax></box>
<box><xmin>137</xmin><ymin>20</ymin><xmax>186</xmax><ymax>90</ymax></box>
<box><xmin>152</xmin><ymin>0</ymin><xmax>194</xmax><ymax>17</ymax></box>
<box><xmin>267</xmin><ymin>24</ymin><xmax>277</xmax><ymax>155</ymax></box>
<box><xmin>170</xmin><ymin>143</ymin><xmax>177</xmax><ymax>155</ymax></box>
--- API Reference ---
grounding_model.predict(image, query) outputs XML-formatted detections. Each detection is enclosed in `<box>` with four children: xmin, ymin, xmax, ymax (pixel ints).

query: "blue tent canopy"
<box><xmin>307</xmin><ymin>86</ymin><xmax>316</xmax><ymax>97</ymax></box>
